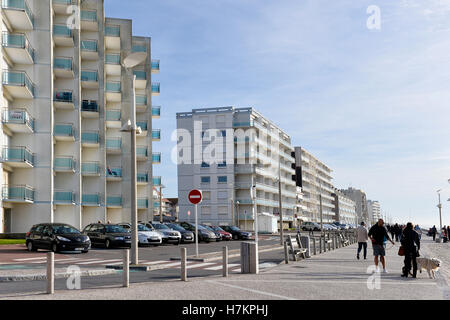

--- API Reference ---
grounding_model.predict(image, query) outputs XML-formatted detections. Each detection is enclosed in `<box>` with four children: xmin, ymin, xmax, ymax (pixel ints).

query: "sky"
<box><xmin>105</xmin><ymin>0</ymin><xmax>450</xmax><ymax>228</ymax></box>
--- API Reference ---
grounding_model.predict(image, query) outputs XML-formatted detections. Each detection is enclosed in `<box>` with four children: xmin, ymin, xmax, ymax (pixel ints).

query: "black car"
<box><xmin>26</xmin><ymin>223</ymin><xmax>91</xmax><ymax>253</ymax></box>
<box><xmin>165</xmin><ymin>223</ymin><xmax>195</xmax><ymax>243</ymax></box>
<box><xmin>220</xmin><ymin>225</ymin><xmax>252</xmax><ymax>240</ymax></box>
<box><xmin>177</xmin><ymin>222</ymin><xmax>217</xmax><ymax>243</ymax></box>
<box><xmin>201</xmin><ymin>224</ymin><xmax>222</xmax><ymax>242</ymax></box>
<box><xmin>82</xmin><ymin>223</ymin><xmax>131</xmax><ymax>249</ymax></box>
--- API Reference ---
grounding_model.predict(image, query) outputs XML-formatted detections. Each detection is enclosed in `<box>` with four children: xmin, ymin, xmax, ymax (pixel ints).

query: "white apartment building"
<box><xmin>292</xmin><ymin>147</ymin><xmax>335</xmax><ymax>223</ymax></box>
<box><xmin>0</xmin><ymin>0</ymin><xmax>161</xmax><ymax>233</ymax></box>
<box><xmin>332</xmin><ymin>189</ymin><xmax>357</xmax><ymax>225</ymax></box>
<box><xmin>367</xmin><ymin>200</ymin><xmax>381</xmax><ymax>225</ymax></box>
<box><xmin>341</xmin><ymin>188</ymin><xmax>369</xmax><ymax>224</ymax></box>
<box><xmin>176</xmin><ymin>107</ymin><xmax>297</xmax><ymax>230</ymax></box>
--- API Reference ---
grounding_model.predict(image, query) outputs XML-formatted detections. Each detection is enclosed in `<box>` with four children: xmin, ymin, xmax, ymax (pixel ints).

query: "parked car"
<box><xmin>118</xmin><ymin>223</ymin><xmax>162</xmax><ymax>246</ymax></box>
<box><xmin>165</xmin><ymin>223</ymin><xmax>195</xmax><ymax>243</ymax></box>
<box><xmin>26</xmin><ymin>223</ymin><xmax>91</xmax><ymax>253</ymax></box>
<box><xmin>209</xmin><ymin>226</ymin><xmax>232</xmax><ymax>241</ymax></box>
<box><xmin>177</xmin><ymin>222</ymin><xmax>217</xmax><ymax>243</ymax></box>
<box><xmin>201</xmin><ymin>225</ymin><xmax>222</xmax><ymax>242</ymax></box>
<box><xmin>301</xmin><ymin>222</ymin><xmax>321</xmax><ymax>231</ymax></box>
<box><xmin>323</xmin><ymin>224</ymin><xmax>337</xmax><ymax>231</ymax></box>
<box><xmin>219</xmin><ymin>225</ymin><xmax>252</xmax><ymax>240</ymax></box>
<box><xmin>147</xmin><ymin>222</ymin><xmax>181</xmax><ymax>244</ymax></box>
<box><xmin>82</xmin><ymin>223</ymin><xmax>131</xmax><ymax>249</ymax></box>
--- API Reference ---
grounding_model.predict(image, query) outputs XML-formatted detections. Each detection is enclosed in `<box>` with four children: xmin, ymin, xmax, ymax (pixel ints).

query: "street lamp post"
<box><xmin>319</xmin><ymin>180</ymin><xmax>324</xmax><ymax>235</ymax></box>
<box><xmin>437</xmin><ymin>190</ymin><xmax>443</xmax><ymax>232</ymax></box>
<box><xmin>278</xmin><ymin>159</ymin><xmax>283</xmax><ymax>245</ymax></box>
<box><xmin>120</xmin><ymin>52</ymin><xmax>147</xmax><ymax>266</ymax></box>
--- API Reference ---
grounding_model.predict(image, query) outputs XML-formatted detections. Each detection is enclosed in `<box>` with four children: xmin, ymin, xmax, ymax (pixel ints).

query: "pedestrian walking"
<box><xmin>431</xmin><ymin>225</ymin><xmax>437</xmax><ymax>241</ymax></box>
<box><xmin>389</xmin><ymin>225</ymin><xmax>395</xmax><ymax>242</ymax></box>
<box><xmin>356</xmin><ymin>222</ymin><xmax>368</xmax><ymax>260</ymax></box>
<box><xmin>401</xmin><ymin>222</ymin><xmax>420</xmax><ymax>278</ymax></box>
<box><xmin>414</xmin><ymin>224</ymin><xmax>422</xmax><ymax>241</ymax></box>
<box><xmin>368</xmin><ymin>219</ymin><xmax>395</xmax><ymax>273</ymax></box>
<box><xmin>394</xmin><ymin>223</ymin><xmax>401</xmax><ymax>242</ymax></box>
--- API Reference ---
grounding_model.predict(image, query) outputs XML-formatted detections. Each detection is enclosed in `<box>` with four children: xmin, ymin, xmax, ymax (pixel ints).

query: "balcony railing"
<box><xmin>137</xmin><ymin>198</ymin><xmax>148</xmax><ymax>209</ymax></box>
<box><xmin>81</xmin><ymin>162</ymin><xmax>100</xmax><ymax>175</ymax></box>
<box><xmin>54</xmin><ymin>90</ymin><xmax>73</xmax><ymax>103</ymax></box>
<box><xmin>54</xmin><ymin>156</ymin><xmax>75</xmax><ymax>171</ymax></box>
<box><xmin>153</xmin><ymin>176</ymin><xmax>161</xmax><ymax>186</ymax></box>
<box><xmin>54</xmin><ymin>57</ymin><xmax>73</xmax><ymax>71</ymax></box>
<box><xmin>2</xmin><ymin>185</ymin><xmax>34</xmax><ymax>202</ymax></box>
<box><xmin>81</xmin><ymin>70</ymin><xmax>98</xmax><ymax>82</ymax></box>
<box><xmin>106</xmin><ymin>138</ymin><xmax>122</xmax><ymax>150</ymax></box>
<box><xmin>53</xmin><ymin>0</ymin><xmax>73</xmax><ymax>4</ymax></box>
<box><xmin>107</xmin><ymin>196</ymin><xmax>122</xmax><ymax>207</ymax></box>
<box><xmin>106</xmin><ymin>81</ymin><xmax>121</xmax><ymax>92</ymax></box>
<box><xmin>151</xmin><ymin>83</ymin><xmax>160</xmax><ymax>94</ymax></box>
<box><xmin>81</xmin><ymin>131</ymin><xmax>99</xmax><ymax>144</ymax></box>
<box><xmin>136</xmin><ymin>147</ymin><xmax>148</xmax><ymax>158</ymax></box>
<box><xmin>152</xmin><ymin>153</ymin><xmax>161</xmax><ymax>163</ymax></box>
<box><xmin>82</xmin><ymin>194</ymin><xmax>100</xmax><ymax>205</ymax></box>
<box><xmin>2</xmin><ymin>109</ymin><xmax>34</xmax><ymax>131</ymax></box>
<box><xmin>80</xmin><ymin>10</ymin><xmax>97</xmax><ymax>21</ymax></box>
<box><xmin>2</xmin><ymin>32</ymin><xmax>35</xmax><ymax>61</ymax></box>
<box><xmin>53</xmin><ymin>24</ymin><xmax>72</xmax><ymax>37</ymax></box>
<box><xmin>105</xmin><ymin>54</ymin><xmax>120</xmax><ymax>65</ymax></box>
<box><xmin>2</xmin><ymin>0</ymin><xmax>34</xmax><ymax>27</ymax></box>
<box><xmin>136</xmin><ymin>121</ymin><xmax>147</xmax><ymax>131</ymax></box>
<box><xmin>81</xmin><ymin>100</ymin><xmax>98</xmax><ymax>112</ymax></box>
<box><xmin>137</xmin><ymin>173</ymin><xmax>148</xmax><ymax>183</ymax></box>
<box><xmin>106</xmin><ymin>167</ymin><xmax>122</xmax><ymax>178</ymax></box>
<box><xmin>133</xmin><ymin>70</ymin><xmax>146</xmax><ymax>80</ymax></box>
<box><xmin>152</xmin><ymin>106</ymin><xmax>161</xmax><ymax>117</ymax></box>
<box><xmin>54</xmin><ymin>190</ymin><xmax>74</xmax><ymax>203</ymax></box>
<box><xmin>54</xmin><ymin>123</ymin><xmax>74</xmax><ymax>137</ymax></box>
<box><xmin>152</xmin><ymin>130</ymin><xmax>161</xmax><ymax>140</ymax></box>
<box><xmin>105</xmin><ymin>25</ymin><xmax>120</xmax><ymax>37</ymax></box>
<box><xmin>2</xmin><ymin>70</ymin><xmax>35</xmax><ymax>96</ymax></box>
<box><xmin>132</xmin><ymin>45</ymin><xmax>146</xmax><ymax>53</ymax></box>
<box><xmin>106</xmin><ymin>110</ymin><xmax>121</xmax><ymax>121</ymax></box>
<box><xmin>81</xmin><ymin>40</ymin><xmax>98</xmax><ymax>52</ymax></box>
<box><xmin>2</xmin><ymin>146</ymin><xmax>34</xmax><ymax>165</ymax></box>
<box><xmin>136</xmin><ymin>95</ymin><xmax>147</xmax><ymax>105</ymax></box>
<box><xmin>151</xmin><ymin>60</ymin><xmax>160</xmax><ymax>72</ymax></box>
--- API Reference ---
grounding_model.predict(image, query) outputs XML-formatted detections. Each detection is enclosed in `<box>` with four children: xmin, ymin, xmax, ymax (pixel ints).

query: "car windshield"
<box><xmin>211</xmin><ymin>226</ymin><xmax>223</xmax><ymax>232</ymax></box>
<box><xmin>230</xmin><ymin>226</ymin><xmax>240</xmax><ymax>231</ymax></box>
<box><xmin>138</xmin><ymin>224</ymin><xmax>152</xmax><ymax>232</ymax></box>
<box><xmin>168</xmin><ymin>224</ymin><xmax>185</xmax><ymax>231</ymax></box>
<box><xmin>105</xmin><ymin>225</ymin><xmax>127</xmax><ymax>233</ymax></box>
<box><xmin>202</xmin><ymin>225</ymin><xmax>214</xmax><ymax>231</ymax></box>
<box><xmin>53</xmin><ymin>225</ymin><xmax>80</xmax><ymax>234</ymax></box>
<box><xmin>153</xmin><ymin>224</ymin><xmax>169</xmax><ymax>230</ymax></box>
<box><xmin>197</xmin><ymin>225</ymin><xmax>207</xmax><ymax>230</ymax></box>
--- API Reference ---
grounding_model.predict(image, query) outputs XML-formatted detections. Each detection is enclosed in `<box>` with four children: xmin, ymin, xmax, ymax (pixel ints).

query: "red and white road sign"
<box><xmin>188</xmin><ymin>189</ymin><xmax>202</xmax><ymax>205</ymax></box>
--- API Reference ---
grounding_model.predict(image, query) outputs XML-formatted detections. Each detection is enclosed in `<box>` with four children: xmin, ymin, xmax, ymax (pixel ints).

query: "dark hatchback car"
<box><xmin>82</xmin><ymin>223</ymin><xmax>131</xmax><ymax>249</ymax></box>
<box><xmin>220</xmin><ymin>225</ymin><xmax>253</xmax><ymax>240</ymax></box>
<box><xmin>26</xmin><ymin>223</ymin><xmax>91</xmax><ymax>253</ymax></box>
<box><xmin>165</xmin><ymin>223</ymin><xmax>194</xmax><ymax>243</ymax></box>
<box><xmin>201</xmin><ymin>224</ymin><xmax>222</xmax><ymax>242</ymax></box>
<box><xmin>177</xmin><ymin>222</ymin><xmax>217</xmax><ymax>242</ymax></box>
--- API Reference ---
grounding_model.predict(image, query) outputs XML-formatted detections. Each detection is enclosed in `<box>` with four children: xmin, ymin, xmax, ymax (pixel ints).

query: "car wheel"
<box><xmin>233</xmin><ymin>234</ymin><xmax>238</xmax><ymax>240</ymax></box>
<box><xmin>26</xmin><ymin>241</ymin><xmax>36</xmax><ymax>252</ymax></box>
<box><xmin>105</xmin><ymin>239</ymin><xmax>111</xmax><ymax>249</ymax></box>
<box><xmin>51</xmin><ymin>243</ymin><xmax>58</xmax><ymax>253</ymax></box>
<box><xmin>82</xmin><ymin>250</ymin><xmax>89</xmax><ymax>253</ymax></box>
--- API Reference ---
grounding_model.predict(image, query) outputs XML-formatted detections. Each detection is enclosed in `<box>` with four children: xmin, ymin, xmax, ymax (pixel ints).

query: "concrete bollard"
<box><xmin>47</xmin><ymin>252</ymin><xmax>54</xmax><ymax>294</ymax></box>
<box><xmin>223</xmin><ymin>246</ymin><xmax>228</xmax><ymax>277</ymax></box>
<box><xmin>284</xmin><ymin>241</ymin><xmax>289</xmax><ymax>264</ymax></box>
<box><xmin>312</xmin><ymin>237</ymin><xmax>316</xmax><ymax>255</ymax></box>
<box><xmin>241</xmin><ymin>242</ymin><xmax>259</xmax><ymax>274</ymax></box>
<box><xmin>123</xmin><ymin>249</ymin><xmax>129</xmax><ymax>288</ymax></box>
<box><xmin>323</xmin><ymin>236</ymin><xmax>327</xmax><ymax>252</ymax></box>
<box><xmin>300</xmin><ymin>236</ymin><xmax>311</xmax><ymax>258</ymax></box>
<box><xmin>181</xmin><ymin>247</ymin><xmax>187</xmax><ymax>281</ymax></box>
<box><xmin>319</xmin><ymin>237</ymin><xmax>322</xmax><ymax>253</ymax></box>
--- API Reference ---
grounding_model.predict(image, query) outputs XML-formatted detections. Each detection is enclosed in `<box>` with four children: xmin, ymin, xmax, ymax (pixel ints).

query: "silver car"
<box><xmin>149</xmin><ymin>222</ymin><xmax>182</xmax><ymax>244</ymax></box>
<box><xmin>118</xmin><ymin>223</ymin><xmax>162</xmax><ymax>246</ymax></box>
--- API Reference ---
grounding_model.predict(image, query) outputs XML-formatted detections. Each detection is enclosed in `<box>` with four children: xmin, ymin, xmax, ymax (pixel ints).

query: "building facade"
<box><xmin>367</xmin><ymin>200</ymin><xmax>381</xmax><ymax>225</ymax></box>
<box><xmin>0</xmin><ymin>0</ymin><xmax>161</xmax><ymax>233</ymax></box>
<box><xmin>176</xmin><ymin>107</ymin><xmax>297</xmax><ymax>230</ymax></box>
<box><xmin>340</xmin><ymin>188</ymin><xmax>369</xmax><ymax>224</ymax></box>
<box><xmin>292</xmin><ymin>147</ymin><xmax>335</xmax><ymax>223</ymax></box>
<box><xmin>332</xmin><ymin>189</ymin><xmax>357</xmax><ymax>225</ymax></box>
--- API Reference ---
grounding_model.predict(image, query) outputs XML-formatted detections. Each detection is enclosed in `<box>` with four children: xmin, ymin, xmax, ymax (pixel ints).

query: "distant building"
<box><xmin>367</xmin><ymin>200</ymin><xmax>381</xmax><ymax>225</ymax></box>
<box><xmin>332</xmin><ymin>189</ymin><xmax>357</xmax><ymax>225</ymax></box>
<box><xmin>167</xmin><ymin>198</ymin><xmax>179</xmax><ymax>221</ymax></box>
<box><xmin>340</xmin><ymin>188</ymin><xmax>369</xmax><ymax>224</ymax></box>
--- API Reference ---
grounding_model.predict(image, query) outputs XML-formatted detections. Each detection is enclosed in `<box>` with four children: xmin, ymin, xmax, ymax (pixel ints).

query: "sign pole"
<box><xmin>195</xmin><ymin>204</ymin><xmax>198</xmax><ymax>257</ymax></box>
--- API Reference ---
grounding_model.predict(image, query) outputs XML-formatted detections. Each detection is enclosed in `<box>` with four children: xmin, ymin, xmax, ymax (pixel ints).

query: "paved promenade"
<box><xmin>1</xmin><ymin>235</ymin><xmax>447</xmax><ymax>300</ymax></box>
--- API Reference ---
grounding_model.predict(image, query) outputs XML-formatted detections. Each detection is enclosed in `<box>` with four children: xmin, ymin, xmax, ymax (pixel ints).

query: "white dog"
<box><xmin>417</xmin><ymin>257</ymin><xmax>442</xmax><ymax>279</ymax></box>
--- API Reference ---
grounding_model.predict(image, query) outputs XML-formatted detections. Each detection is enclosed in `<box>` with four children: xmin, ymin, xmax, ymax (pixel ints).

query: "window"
<box><xmin>218</xmin><ymin>161</ymin><xmax>227</xmax><ymax>168</ymax></box>
<box><xmin>201</xmin><ymin>176</ymin><xmax>211</xmax><ymax>184</ymax></box>
<box><xmin>217</xmin><ymin>130</ymin><xmax>226</xmax><ymax>137</ymax></box>
<box><xmin>218</xmin><ymin>206</ymin><xmax>228</xmax><ymax>215</ymax></box>
<box><xmin>218</xmin><ymin>176</ymin><xmax>227</xmax><ymax>183</ymax></box>
<box><xmin>202</xmin><ymin>191</ymin><xmax>211</xmax><ymax>200</ymax></box>
<box><xmin>217</xmin><ymin>191</ymin><xmax>228</xmax><ymax>199</ymax></box>
<box><xmin>201</xmin><ymin>162</ymin><xmax>210</xmax><ymax>168</ymax></box>
<box><xmin>201</xmin><ymin>206</ymin><xmax>211</xmax><ymax>216</ymax></box>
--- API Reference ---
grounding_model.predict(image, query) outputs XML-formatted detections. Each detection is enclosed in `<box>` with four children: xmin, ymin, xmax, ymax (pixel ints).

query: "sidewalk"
<box><xmin>2</xmin><ymin>238</ymin><xmax>447</xmax><ymax>300</ymax></box>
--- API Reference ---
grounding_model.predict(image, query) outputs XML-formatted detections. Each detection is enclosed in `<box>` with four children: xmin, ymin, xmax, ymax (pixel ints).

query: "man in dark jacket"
<box><xmin>368</xmin><ymin>219</ymin><xmax>395</xmax><ymax>273</ymax></box>
<box><xmin>401</xmin><ymin>222</ymin><xmax>420</xmax><ymax>278</ymax></box>
<box><xmin>431</xmin><ymin>225</ymin><xmax>437</xmax><ymax>241</ymax></box>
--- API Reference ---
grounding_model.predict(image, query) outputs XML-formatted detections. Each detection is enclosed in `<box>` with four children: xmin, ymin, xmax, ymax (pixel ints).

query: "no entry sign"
<box><xmin>188</xmin><ymin>189</ymin><xmax>202</xmax><ymax>205</ymax></box>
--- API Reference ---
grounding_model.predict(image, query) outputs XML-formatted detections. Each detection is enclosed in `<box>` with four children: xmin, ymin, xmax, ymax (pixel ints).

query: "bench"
<box><xmin>286</xmin><ymin>235</ymin><xmax>307</xmax><ymax>261</ymax></box>
<box><xmin>339</xmin><ymin>233</ymin><xmax>350</xmax><ymax>246</ymax></box>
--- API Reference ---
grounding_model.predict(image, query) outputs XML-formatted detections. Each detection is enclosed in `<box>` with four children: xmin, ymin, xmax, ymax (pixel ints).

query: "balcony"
<box><xmin>54</xmin><ymin>123</ymin><xmax>75</xmax><ymax>141</ymax></box>
<box><xmin>80</xmin><ymin>10</ymin><xmax>98</xmax><ymax>31</ymax></box>
<box><xmin>2</xmin><ymin>0</ymin><xmax>34</xmax><ymax>31</ymax></box>
<box><xmin>2</xmin><ymin>70</ymin><xmax>35</xmax><ymax>99</ymax></box>
<box><xmin>81</xmin><ymin>70</ymin><xmax>99</xmax><ymax>89</ymax></box>
<box><xmin>152</xmin><ymin>106</ymin><xmax>161</xmax><ymax>118</ymax></box>
<box><xmin>54</xmin><ymin>156</ymin><xmax>75</xmax><ymax>173</ymax></box>
<box><xmin>136</xmin><ymin>146</ymin><xmax>148</xmax><ymax>161</ymax></box>
<box><xmin>151</xmin><ymin>82</ymin><xmax>160</xmax><ymax>96</ymax></box>
<box><xmin>2</xmin><ymin>109</ymin><xmax>34</xmax><ymax>133</ymax></box>
<box><xmin>153</xmin><ymin>176</ymin><xmax>161</xmax><ymax>187</ymax></box>
<box><xmin>151</xmin><ymin>60</ymin><xmax>160</xmax><ymax>74</ymax></box>
<box><xmin>136</xmin><ymin>121</ymin><xmax>147</xmax><ymax>136</ymax></box>
<box><xmin>132</xmin><ymin>44</ymin><xmax>146</xmax><ymax>53</ymax></box>
<box><xmin>105</xmin><ymin>81</ymin><xmax>121</xmax><ymax>102</ymax></box>
<box><xmin>136</xmin><ymin>95</ymin><xmax>147</xmax><ymax>112</ymax></box>
<box><xmin>152</xmin><ymin>129</ymin><xmax>161</xmax><ymax>141</ymax></box>
<box><xmin>106</xmin><ymin>138</ymin><xmax>122</xmax><ymax>154</ymax></box>
<box><xmin>107</xmin><ymin>196</ymin><xmax>122</xmax><ymax>208</ymax></box>
<box><xmin>54</xmin><ymin>57</ymin><xmax>74</xmax><ymax>78</ymax></box>
<box><xmin>133</xmin><ymin>70</ymin><xmax>147</xmax><ymax>89</ymax></box>
<box><xmin>105</xmin><ymin>54</ymin><xmax>121</xmax><ymax>76</ymax></box>
<box><xmin>2</xmin><ymin>32</ymin><xmax>34</xmax><ymax>64</ymax></box>
<box><xmin>106</xmin><ymin>110</ymin><xmax>121</xmax><ymax>128</ymax></box>
<box><xmin>137</xmin><ymin>173</ymin><xmax>148</xmax><ymax>185</ymax></box>
<box><xmin>81</xmin><ymin>40</ymin><xmax>98</xmax><ymax>60</ymax></box>
<box><xmin>152</xmin><ymin>153</ymin><xmax>161</xmax><ymax>164</ymax></box>
<box><xmin>81</xmin><ymin>162</ymin><xmax>100</xmax><ymax>176</ymax></box>
<box><xmin>53</xmin><ymin>25</ymin><xmax>73</xmax><ymax>47</ymax></box>
<box><xmin>81</xmin><ymin>100</ymin><xmax>99</xmax><ymax>118</ymax></box>
<box><xmin>137</xmin><ymin>198</ymin><xmax>148</xmax><ymax>209</ymax></box>
<box><xmin>2</xmin><ymin>146</ymin><xmax>34</xmax><ymax>168</ymax></box>
<box><xmin>2</xmin><ymin>185</ymin><xmax>34</xmax><ymax>203</ymax></box>
<box><xmin>105</xmin><ymin>25</ymin><xmax>120</xmax><ymax>50</ymax></box>
<box><xmin>106</xmin><ymin>167</ymin><xmax>122</xmax><ymax>181</ymax></box>
<box><xmin>81</xmin><ymin>131</ymin><xmax>99</xmax><ymax>148</ymax></box>
<box><xmin>52</xmin><ymin>0</ymin><xmax>73</xmax><ymax>15</ymax></box>
<box><xmin>53</xmin><ymin>90</ymin><xmax>74</xmax><ymax>109</ymax></box>
<box><xmin>54</xmin><ymin>190</ymin><xmax>75</xmax><ymax>205</ymax></box>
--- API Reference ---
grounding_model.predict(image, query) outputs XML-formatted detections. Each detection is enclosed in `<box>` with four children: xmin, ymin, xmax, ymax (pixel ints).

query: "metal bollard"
<box><xmin>223</xmin><ymin>246</ymin><xmax>228</xmax><ymax>277</ymax></box>
<box><xmin>181</xmin><ymin>247</ymin><xmax>187</xmax><ymax>281</ymax></box>
<box><xmin>312</xmin><ymin>237</ymin><xmax>316</xmax><ymax>255</ymax></box>
<box><xmin>319</xmin><ymin>237</ymin><xmax>322</xmax><ymax>253</ymax></box>
<box><xmin>123</xmin><ymin>249</ymin><xmax>129</xmax><ymax>288</ymax></box>
<box><xmin>284</xmin><ymin>241</ymin><xmax>289</xmax><ymax>264</ymax></box>
<box><xmin>47</xmin><ymin>252</ymin><xmax>54</xmax><ymax>294</ymax></box>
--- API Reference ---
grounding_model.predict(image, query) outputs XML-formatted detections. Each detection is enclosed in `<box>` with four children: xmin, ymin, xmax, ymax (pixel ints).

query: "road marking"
<box><xmin>76</xmin><ymin>259</ymin><xmax>122</xmax><ymax>265</ymax></box>
<box><xmin>186</xmin><ymin>262</ymin><xmax>215</xmax><ymax>269</ymax></box>
<box><xmin>13</xmin><ymin>257</ymin><xmax>46</xmax><ymax>261</ymax></box>
<box><xmin>157</xmin><ymin>261</ymin><xmax>182</xmax><ymax>268</ymax></box>
<box><xmin>207</xmin><ymin>280</ymin><xmax>296</xmax><ymax>300</ymax></box>
<box><xmin>141</xmin><ymin>260</ymin><xmax>169</xmax><ymax>265</ymax></box>
<box><xmin>219</xmin><ymin>279</ymin><xmax>437</xmax><ymax>286</ymax></box>
<box><xmin>30</xmin><ymin>258</ymin><xmax>81</xmax><ymax>264</ymax></box>
<box><xmin>204</xmin><ymin>265</ymin><xmax>223</xmax><ymax>271</ymax></box>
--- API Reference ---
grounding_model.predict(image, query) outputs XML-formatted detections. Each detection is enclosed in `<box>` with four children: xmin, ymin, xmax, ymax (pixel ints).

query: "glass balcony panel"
<box><xmin>105</xmin><ymin>54</ymin><xmax>120</xmax><ymax>65</ymax></box>
<box><xmin>81</xmin><ymin>100</ymin><xmax>98</xmax><ymax>112</ymax></box>
<box><xmin>2</xmin><ymin>33</ymin><xmax>35</xmax><ymax>61</ymax></box>
<box><xmin>152</xmin><ymin>153</ymin><xmax>161</xmax><ymax>163</ymax></box>
<box><xmin>81</xmin><ymin>71</ymin><xmax>98</xmax><ymax>82</ymax></box>
<box><xmin>54</xmin><ymin>157</ymin><xmax>74</xmax><ymax>171</ymax></box>
<box><xmin>54</xmin><ymin>191</ymin><xmax>74</xmax><ymax>203</ymax></box>
<box><xmin>152</xmin><ymin>130</ymin><xmax>161</xmax><ymax>140</ymax></box>
<box><xmin>132</xmin><ymin>45</ymin><xmax>146</xmax><ymax>53</ymax></box>
<box><xmin>54</xmin><ymin>90</ymin><xmax>73</xmax><ymax>103</ymax></box>
<box><xmin>53</xmin><ymin>25</ymin><xmax>72</xmax><ymax>37</ymax></box>
<box><xmin>54</xmin><ymin>57</ymin><xmax>73</xmax><ymax>70</ymax></box>
<box><xmin>152</xmin><ymin>176</ymin><xmax>161</xmax><ymax>186</ymax></box>
<box><xmin>81</xmin><ymin>162</ymin><xmax>100</xmax><ymax>175</ymax></box>
<box><xmin>106</xmin><ymin>138</ymin><xmax>122</xmax><ymax>149</ymax></box>
<box><xmin>107</xmin><ymin>196</ymin><xmax>122</xmax><ymax>207</ymax></box>
<box><xmin>106</xmin><ymin>167</ymin><xmax>122</xmax><ymax>178</ymax></box>
<box><xmin>81</xmin><ymin>40</ymin><xmax>97</xmax><ymax>52</ymax></box>
<box><xmin>137</xmin><ymin>173</ymin><xmax>148</xmax><ymax>183</ymax></box>
<box><xmin>3</xmin><ymin>185</ymin><xmax>34</xmax><ymax>202</ymax></box>
<box><xmin>136</xmin><ymin>95</ymin><xmax>147</xmax><ymax>105</ymax></box>
<box><xmin>137</xmin><ymin>198</ymin><xmax>148</xmax><ymax>209</ymax></box>
<box><xmin>106</xmin><ymin>82</ymin><xmax>121</xmax><ymax>92</ymax></box>
<box><xmin>151</xmin><ymin>83</ymin><xmax>160</xmax><ymax>94</ymax></box>
<box><xmin>2</xmin><ymin>110</ymin><xmax>34</xmax><ymax>130</ymax></box>
<box><xmin>54</xmin><ymin>124</ymin><xmax>73</xmax><ymax>136</ymax></box>
<box><xmin>2</xmin><ymin>70</ymin><xmax>35</xmax><ymax>96</ymax></box>
<box><xmin>2</xmin><ymin>147</ymin><xmax>33</xmax><ymax>165</ymax></box>
<box><xmin>80</xmin><ymin>10</ymin><xmax>97</xmax><ymax>21</ymax></box>
<box><xmin>136</xmin><ymin>147</ymin><xmax>148</xmax><ymax>157</ymax></box>
<box><xmin>152</xmin><ymin>106</ymin><xmax>161</xmax><ymax>117</ymax></box>
<box><xmin>133</xmin><ymin>70</ymin><xmax>146</xmax><ymax>80</ymax></box>
<box><xmin>136</xmin><ymin>121</ymin><xmax>147</xmax><ymax>131</ymax></box>
<box><xmin>105</xmin><ymin>25</ymin><xmax>120</xmax><ymax>37</ymax></box>
<box><xmin>2</xmin><ymin>0</ymin><xmax>34</xmax><ymax>26</ymax></box>
<box><xmin>81</xmin><ymin>131</ymin><xmax>99</xmax><ymax>144</ymax></box>
<box><xmin>151</xmin><ymin>60</ymin><xmax>160</xmax><ymax>71</ymax></box>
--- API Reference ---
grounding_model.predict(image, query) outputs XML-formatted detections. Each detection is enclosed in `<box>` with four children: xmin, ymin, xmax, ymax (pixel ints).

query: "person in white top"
<box><xmin>356</xmin><ymin>222</ymin><xmax>369</xmax><ymax>260</ymax></box>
